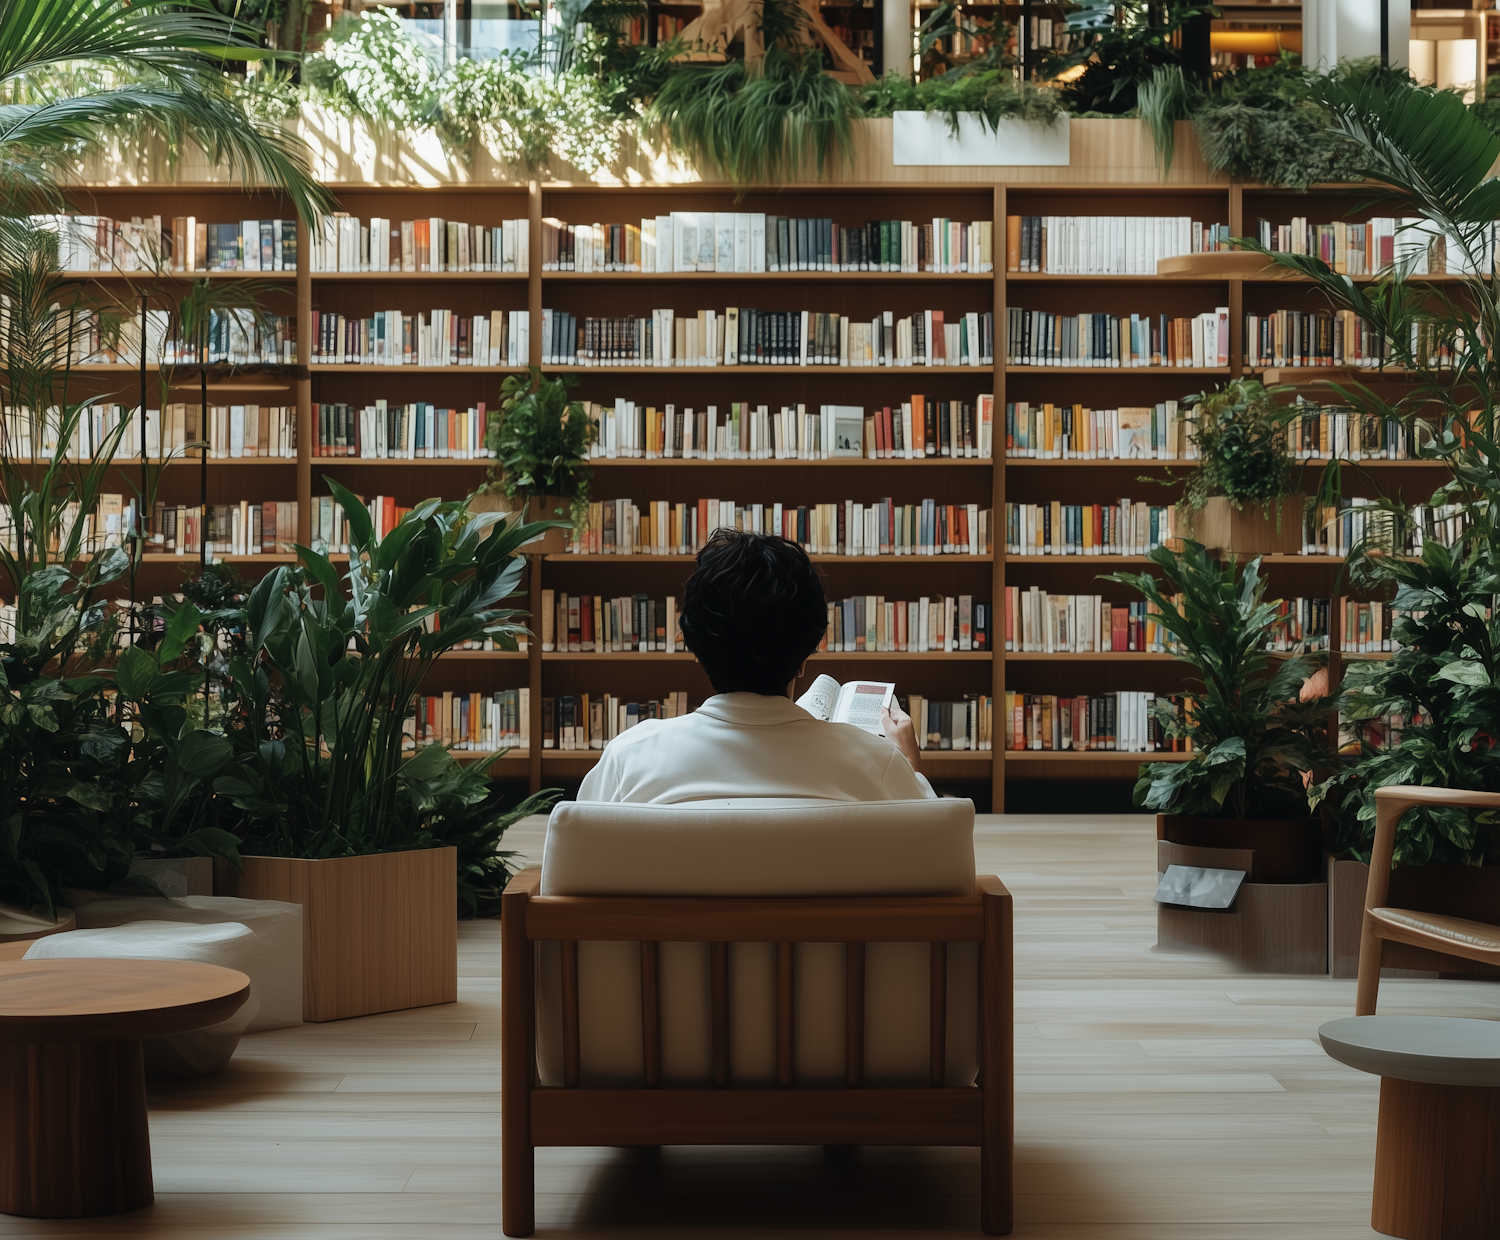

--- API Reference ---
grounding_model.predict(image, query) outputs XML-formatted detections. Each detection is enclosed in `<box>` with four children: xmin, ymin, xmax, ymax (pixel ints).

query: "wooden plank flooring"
<box><xmin>4</xmin><ymin>813</ymin><xmax>1498</xmax><ymax>1238</ymax></box>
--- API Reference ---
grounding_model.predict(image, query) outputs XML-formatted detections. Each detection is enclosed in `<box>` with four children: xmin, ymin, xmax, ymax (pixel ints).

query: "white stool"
<box><xmin>1320</xmin><ymin>1015</ymin><xmax>1500</xmax><ymax>1239</ymax></box>
<box><xmin>65</xmin><ymin>893</ymin><xmax>302</xmax><ymax>1032</ymax></box>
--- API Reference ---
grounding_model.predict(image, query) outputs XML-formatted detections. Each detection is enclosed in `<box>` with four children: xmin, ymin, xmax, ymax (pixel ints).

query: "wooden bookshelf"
<box><xmin>64</xmin><ymin>178</ymin><xmax>1449</xmax><ymax>809</ymax></box>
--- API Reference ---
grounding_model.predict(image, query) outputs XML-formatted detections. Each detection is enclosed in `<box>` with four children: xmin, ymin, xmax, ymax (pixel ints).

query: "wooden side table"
<box><xmin>1320</xmin><ymin>1015</ymin><xmax>1500</xmax><ymax>1240</ymax></box>
<box><xmin>0</xmin><ymin>958</ymin><xmax>249</xmax><ymax>1218</ymax></box>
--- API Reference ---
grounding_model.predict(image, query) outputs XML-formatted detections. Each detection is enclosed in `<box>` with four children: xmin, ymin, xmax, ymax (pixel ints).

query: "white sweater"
<box><xmin>576</xmin><ymin>692</ymin><xmax>936</xmax><ymax>804</ymax></box>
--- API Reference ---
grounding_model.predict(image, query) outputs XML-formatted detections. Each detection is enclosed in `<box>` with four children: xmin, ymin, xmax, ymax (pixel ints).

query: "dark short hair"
<box><xmin>679</xmin><ymin>530</ymin><xmax>827</xmax><ymax>696</ymax></box>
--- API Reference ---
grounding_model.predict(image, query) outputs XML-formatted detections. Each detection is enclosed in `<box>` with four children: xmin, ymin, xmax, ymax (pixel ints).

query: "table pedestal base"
<box><xmin>1374</xmin><ymin>1076</ymin><xmax>1500</xmax><ymax>1240</ymax></box>
<box><xmin>0</xmin><ymin>1038</ymin><xmax>153</xmax><ymax>1217</ymax></box>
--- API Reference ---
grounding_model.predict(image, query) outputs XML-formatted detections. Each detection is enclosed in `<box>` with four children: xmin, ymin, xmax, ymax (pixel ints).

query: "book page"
<box><xmin>795</xmin><ymin>673</ymin><xmax>842</xmax><ymax>722</ymax></box>
<box><xmin>831</xmin><ymin>680</ymin><xmax>896</xmax><ymax>735</ymax></box>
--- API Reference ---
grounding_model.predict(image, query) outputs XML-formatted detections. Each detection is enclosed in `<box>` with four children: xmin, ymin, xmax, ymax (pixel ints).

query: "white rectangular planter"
<box><xmin>892</xmin><ymin>111</ymin><xmax>1070</xmax><ymax>167</ymax></box>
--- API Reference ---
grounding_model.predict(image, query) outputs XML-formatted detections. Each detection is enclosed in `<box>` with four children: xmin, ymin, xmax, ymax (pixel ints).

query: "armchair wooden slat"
<box><xmin>640</xmin><ymin>941</ymin><xmax>661</xmax><ymax>1088</ymax></box>
<box><xmin>500</xmin><ymin>867</ymin><xmax>1014</xmax><ymax>1237</ymax></box>
<box><xmin>930</xmin><ymin>942</ymin><xmax>948</xmax><ymax>1088</ymax></box>
<box><xmin>846</xmin><ymin>942</ymin><xmax>865</xmax><ymax>1087</ymax></box>
<box><xmin>1356</xmin><ymin>786</ymin><xmax>1500</xmax><ymax>1016</ymax></box>
<box><xmin>776</xmin><ymin>942</ymin><xmax>794</xmax><ymax>1088</ymax></box>
<box><xmin>710</xmin><ymin>941</ymin><xmax>729</xmax><ymax>1088</ymax></box>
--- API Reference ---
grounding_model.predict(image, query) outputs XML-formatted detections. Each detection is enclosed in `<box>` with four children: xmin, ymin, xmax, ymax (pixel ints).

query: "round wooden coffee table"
<box><xmin>0</xmin><ymin>958</ymin><xmax>249</xmax><ymax>1218</ymax></box>
<box><xmin>1320</xmin><ymin>1015</ymin><xmax>1500</xmax><ymax>1240</ymax></box>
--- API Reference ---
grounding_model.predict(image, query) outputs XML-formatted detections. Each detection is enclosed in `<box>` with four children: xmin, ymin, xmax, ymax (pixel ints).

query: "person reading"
<box><xmin>577</xmin><ymin>529</ymin><xmax>934</xmax><ymax>803</ymax></box>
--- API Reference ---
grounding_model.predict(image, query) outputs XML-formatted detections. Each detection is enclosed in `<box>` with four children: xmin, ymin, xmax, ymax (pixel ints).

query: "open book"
<box><xmin>795</xmin><ymin>674</ymin><xmax>896</xmax><ymax>736</ymax></box>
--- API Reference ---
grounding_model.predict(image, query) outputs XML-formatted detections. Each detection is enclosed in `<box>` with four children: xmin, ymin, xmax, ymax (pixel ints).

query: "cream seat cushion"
<box><xmin>537</xmin><ymin>797</ymin><xmax>978</xmax><ymax>1089</ymax></box>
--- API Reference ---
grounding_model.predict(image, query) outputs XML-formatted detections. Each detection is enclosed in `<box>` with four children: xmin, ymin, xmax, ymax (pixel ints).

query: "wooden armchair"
<box><xmin>1356</xmin><ymin>785</ymin><xmax>1500</xmax><ymax>1015</ymax></box>
<box><xmin>500</xmin><ymin>867</ymin><xmax>1014</xmax><ymax>1236</ymax></box>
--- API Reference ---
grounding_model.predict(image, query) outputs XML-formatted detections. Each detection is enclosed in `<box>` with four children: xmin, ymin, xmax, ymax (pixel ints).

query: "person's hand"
<box><xmin>882</xmin><ymin>702</ymin><xmax>924</xmax><ymax>773</ymax></box>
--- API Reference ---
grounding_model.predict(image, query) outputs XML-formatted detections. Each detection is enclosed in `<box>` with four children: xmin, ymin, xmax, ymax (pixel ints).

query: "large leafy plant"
<box><xmin>487</xmin><ymin>368</ymin><xmax>597</xmax><ymax>530</ymax></box>
<box><xmin>215</xmin><ymin>479</ymin><xmax>553</xmax><ymax>863</ymax></box>
<box><xmin>1106</xmin><ymin>541</ymin><xmax>1332</xmax><ymax>819</ymax></box>
<box><xmin>1041</xmin><ymin>0</ymin><xmax>1214</xmax><ymax>116</ymax></box>
<box><xmin>1245</xmin><ymin>79</ymin><xmax>1500</xmax><ymax>863</ymax></box>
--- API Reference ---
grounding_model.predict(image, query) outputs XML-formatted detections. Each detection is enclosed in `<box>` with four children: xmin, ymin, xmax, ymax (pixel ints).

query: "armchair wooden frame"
<box><xmin>500</xmin><ymin>867</ymin><xmax>1014</xmax><ymax>1237</ymax></box>
<box><xmin>1356</xmin><ymin>785</ymin><xmax>1500</xmax><ymax>1016</ymax></box>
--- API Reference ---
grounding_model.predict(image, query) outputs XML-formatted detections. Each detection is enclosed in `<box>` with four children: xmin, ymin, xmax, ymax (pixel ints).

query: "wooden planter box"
<box><xmin>1158</xmin><ymin>814</ymin><xmax>1322</xmax><ymax>884</ymax></box>
<box><xmin>1157</xmin><ymin>839</ymin><xmax>1328</xmax><ymax>973</ymax></box>
<box><xmin>1177</xmin><ymin>496</ymin><xmax>1306</xmax><ymax>557</ymax></box>
<box><xmin>220</xmin><ymin>848</ymin><xmax>457</xmax><ymax>1022</ymax></box>
<box><xmin>1328</xmin><ymin>854</ymin><xmax>1500</xmax><ymax>980</ymax></box>
<box><xmin>467</xmin><ymin>494</ymin><xmax>572</xmax><ymax>556</ymax></box>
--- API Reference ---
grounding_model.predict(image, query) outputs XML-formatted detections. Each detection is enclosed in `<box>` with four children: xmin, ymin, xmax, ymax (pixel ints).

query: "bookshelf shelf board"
<box><xmin>538</xmin><ymin>365</ymin><xmax>995</xmax><ymax>375</ymax></box>
<box><xmin>1343</xmin><ymin>651</ymin><xmax>1396</xmax><ymax>660</ymax></box>
<box><xmin>311</xmin><ymin>271</ymin><xmax>529</xmax><ymax>282</ymax></box>
<box><xmin>449</xmin><ymin>749</ymin><xmax>529</xmax><ymax>765</ymax></box>
<box><xmin>539</xmin><ymin>749</ymin><xmax>988</xmax><ymax>770</ymax></box>
<box><xmin>61</xmin><ymin>270</ymin><xmax>295</xmax><ymax>281</ymax></box>
<box><xmin>316</xmin><ymin>457</ymin><xmax>492</xmax><ymax>466</ymax></box>
<box><xmin>1004</xmin><ymin>651</ymin><xmax>1180</xmax><ymax>661</ymax></box>
<box><xmin>1002</xmin><ymin>750</ymin><xmax>1189</xmax><ymax>762</ymax></box>
<box><xmin>310</xmin><ymin>364</ymin><xmax>523</xmax><ymax>374</ymax></box>
<box><xmin>1256</xmin><ymin>367</ymin><xmax>1418</xmax><ymax>384</ymax></box>
<box><xmin>134</xmin><ymin>552</ymin><xmax>295</xmax><ymax>565</ymax></box>
<box><xmin>1005</xmin><ymin>272</ymin><xmax>1225</xmax><ymax>284</ymax></box>
<box><xmin>1006</xmin><ymin>365</ymin><xmax>1232</xmax><ymax>376</ymax></box>
<box><xmin>546</xmin><ymin>553</ymin><xmax>995</xmax><ymax>563</ymax></box>
<box><xmin>1004</xmin><ymin>553</ymin><xmax>1348</xmax><ymax>564</ymax></box>
<box><xmin>541</xmin><ymin>650</ymin><xmax>993</xmax><ymax>661</ymax></box>
<box><xmin>431</xmin><ymin>650</ymin><xmax>529</xmax><ymax>660</ymax></box>
<box><xmin>25</xmin><ymin>457</ymin><xmax>296</xmax><ymax>467</ymax></box>
<box><xmin>589</xmin><ymin>457</ymin><xmax>994</xmax><ymax>467</ymax></box>
<box><xmin>76</xmin><ymin>364</ymin><xmax>303</xmax><ymax>376</ymax></box>
<box><xmin>540</xmin><ymin>271</ymin><xmax>995</xmax><ymax>282</ymax></box>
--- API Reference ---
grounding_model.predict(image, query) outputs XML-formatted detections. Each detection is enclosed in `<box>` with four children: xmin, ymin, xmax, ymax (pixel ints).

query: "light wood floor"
<box><xmin>6</xmin><ymin>814</ymin><xmax>1498</xmax><ymax>1239</ymax></box>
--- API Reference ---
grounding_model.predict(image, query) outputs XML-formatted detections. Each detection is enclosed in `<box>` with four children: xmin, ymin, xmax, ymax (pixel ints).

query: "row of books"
<box><xmin>1006</xmin><ymin>307</ymin><xmax>1229</xmax><ymax>368</ymax></box>
<box><xmin>581</xmin><ymin>397</ymin><xmax>994</xmax><ymax>461</ymax></box>
<box><xmin>310</xmin><ymin>215</ymin><xmax>531</xmax><ymax>273</ymax></box>
<box><xmin>310</xmin><ymin>494</ymin><xmax>408</xmax><ymax>550</ymax></box>
<box><xmin>1244</xmin><ymin>309</ymin><xmax>1392</xmax><ymax>368</ymax></box>
<box><xmin>1250</xmin><ymin>216</ymin><xmax>1497</xmax><ymax>277</ymax></box>
<box><xmin>72</xmin><ymin>308</ymin><xmax>296</xmax><ymax>367</ymax></box>
<box><xmin>32</xmin><ymin>214</ymin><xmax>298</xmax><ymax>273</ymax></box>
<box><xmin>571</xmin><ymin>497</ymin><xmax>992</xmax><ymax>557</ymax></box>
<box><xmin>311</xmin><ymin>309</ymin><xmax>525</xmax><ymax>367</ymax></box>
<box><xmin>4</xmin><ymin>403</ymin><xmax>298</xmax><ymax>462</ymax></box>
<box><xmin>1005</xmin><ymin>400</ymin><xmax>1192</xmax><ymax>460</ymax></box>
<box><xmin>540</xmin><ymin>213</ymin><xmax>993</xmax><ymax>274</ymax></box>
<box><xmin>541</xmin><ymin>591</ymin><xmax>680</xmax><ymax>654</ymax></box>
<box><xmin>312</xmin><ymin>402</ymin><xmax>491</xmax><ymax>459</ymax></box>
<box><xmin>1004</xmin><ymin>690</ymin><xmax>1171</xmax><ymax>752</ymax></box>
<box><xmin>824</xmin><ymin>594</ymin><xmax>991</xmax><ymax>653</ymax></box>
<box><xmin>537</xmin><ymin>307</ymin><xmax>993</xmax><ymax>368</ymax></box>
<box><xmin>407</xmin><ymin>689</ymin><xmax>529</xmax><ymax>751</ymax></box>
<box><xmin>545</xmin><ymin>692</ymin><xmax>694</xmax><ymax>750</ymax></box>
<box><xmin>1346</xmin><ymin>709</ymin><xmax>1429</xmax><ymax>753</ymax></box>
<box><xmin>1006</xmin><ymin>590</ymin><xmax>1177</xmax><ymax>655</ymax></box>
<box><xmin>1005</xmin><ymin>500</ymin><xmax>1180</xmax><ymax>557</ymax></box>
<box><xmin>148</xmin><ymin>500</ymin><xmax>299</xmax><ymax>557</ymax></box>
<box><xmin>907</xmin><ymin>695</ymin><xmax>992</xmax><ymax>751</ymax></box>
<box><xmin>1285</xmin><ymin>404</ymin><xmax>1427</xmax><ymax>460</ymax></box>
<box><xmin>1005</xmin><ymin>215</ymin><xmax>1230</xmax><ymax>275</ymax></box>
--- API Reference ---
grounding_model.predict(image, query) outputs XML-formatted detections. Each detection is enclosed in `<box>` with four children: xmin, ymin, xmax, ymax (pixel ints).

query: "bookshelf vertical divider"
<box><xmin>992</xmin><ymin>183</ymin><xmax>1007</xmax><ymax>813</ymax></box>
<box><xmin>296</xmin><ymin>213</ymin><xmax>313</xmax><ymax>546</ymax></box>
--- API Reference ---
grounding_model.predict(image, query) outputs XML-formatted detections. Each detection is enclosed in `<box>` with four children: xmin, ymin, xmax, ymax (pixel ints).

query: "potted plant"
<box><xmin>1173</xmin><ymin>380</ymin><xmax>1307</xmax><ymax>556</ymax></box>
<box><xmin>212</xmin><ymin>479</ymin><xmax>554</xmax><ymax>1020</ymax></box>
<box><xmin>1242</xmin><ymin>79</ymin><xmax>1500</xmax><ymax>977</ymax></box>
<box><xmin>1107</xmin><ymin>540</ymin><xmax>1333</xmax><ymax>971</ymax></box>
<box><xmin>480</xmin><ymin>366</ymin><xmax>597</xmax><ymax>557</ymax></box>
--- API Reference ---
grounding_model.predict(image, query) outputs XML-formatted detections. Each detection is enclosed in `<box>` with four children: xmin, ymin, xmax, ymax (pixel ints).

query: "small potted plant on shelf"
<box><xmin>1174</xmin><ymin>380</ymin><xmax>1307</xmax><ymax>557</ymax></box>
<box><xmin>1107</xmin><ymin>540</ymin><xmax>1334</xmax><ymax>971</ymax></box>
<box><xmin>212</xmin><ymin>481</ymin><xmax>556</xmax><ymax>1020</ymax></box>
<box><xmin>479</xmin><ymin>367</ymin><xmax>597</xmax><ymax>557</ymax></box>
